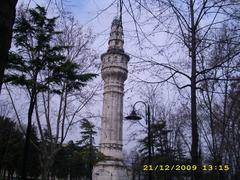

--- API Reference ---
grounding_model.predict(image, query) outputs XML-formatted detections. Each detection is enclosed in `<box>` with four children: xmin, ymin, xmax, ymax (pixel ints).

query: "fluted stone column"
<box><xmin>92</xmin><ymin>18</ymin><xmax>129</xmax><ymax>180</ymax></box>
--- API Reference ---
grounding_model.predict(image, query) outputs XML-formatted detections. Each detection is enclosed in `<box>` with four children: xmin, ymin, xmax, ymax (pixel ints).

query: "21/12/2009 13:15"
<box><xmin>143</xmin><ymin>164</ymin><xmax>230</xmax><ymax>171</ymax></box>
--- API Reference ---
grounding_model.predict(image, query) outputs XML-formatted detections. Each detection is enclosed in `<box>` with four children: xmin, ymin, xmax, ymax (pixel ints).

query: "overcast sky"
<box><xmin>13</xmin><ymin>0</ymin><xmax>182</xmax><ymax>153</ymax></box>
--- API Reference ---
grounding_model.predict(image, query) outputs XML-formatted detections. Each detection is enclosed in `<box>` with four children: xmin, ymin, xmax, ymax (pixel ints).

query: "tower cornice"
<box><xmin>101</xmin><ymin>51</ymin><xmax>130</xmax><ymax>62</ymax></box>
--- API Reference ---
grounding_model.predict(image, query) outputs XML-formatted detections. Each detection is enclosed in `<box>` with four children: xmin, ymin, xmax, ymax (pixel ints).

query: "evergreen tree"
<box><xmin>0</xmin><ymin>116</ymin><xmax>40</xmax><ymax>178</ymax></box>
<box><xmin>78</xmin><ymin>119</ymin><xmax>97</xmax><ymax>180</ymax></box>
<box><xmin>137</xmin><ymin>120</ymin><xmax>189</xmax><ymax>180</ymax></box>
<box><xmin>0</xmin><ymin>116</ymin><xmax>24</xmax><ymax>178</ymax></box>
<box><xmin>4</xmin><ymin>6</ymin><xmax>96</xmax><ymax>179</ymax></box>
<box><xmin>52</xmin><ymin>138</ymin><xmax>104</xmax><ymax>180</ymax></box>
<box><xmin>79</xmin><ymin>119</ymin><xmax>97</xmax><ymax>147</ymax></box>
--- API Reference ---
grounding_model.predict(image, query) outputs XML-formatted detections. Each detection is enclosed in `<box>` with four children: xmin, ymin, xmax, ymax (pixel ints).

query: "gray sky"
<box><xmin>13</xmin><ymin>0</ymin><xmax>183</xmax><ymax>152</ymax></box>
<box><xmin>10</xmin><ymin>0</ymin><xmax>240</xmax><ymax>163</ymax></box>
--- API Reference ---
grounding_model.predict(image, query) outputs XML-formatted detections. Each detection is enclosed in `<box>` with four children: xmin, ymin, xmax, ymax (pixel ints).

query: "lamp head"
<box><xmin>125</xmin><ymin>109</ymin><xmax>142</xmax><ymax>120</ymax></box>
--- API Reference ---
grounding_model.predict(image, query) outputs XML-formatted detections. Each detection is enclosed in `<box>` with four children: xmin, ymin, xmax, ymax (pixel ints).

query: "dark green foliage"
<box><xmin>51</xmin><ymin>143</ymin><xmax>71</xmax><ymax>178</ymax></box>
<box><xmin>26</xmin><ymin>126</ymin><xmax>41</xmax><ymax>178</ymax></box>
<box><xmin>4</xmin><ymin>5</ymin><xmax>97</xmax><ymax>94</ymax></box>
<box><xmin>136</xmin><ymin>120</ymin><xmax>189</xmax><ymax>180</ymax></box>
<box><xmin>0</xmin><ymin>116</ymin><xmax>40</xmax><ymax>178</ymax></box>
<box><xmin>0</xmin><ymin>116</ymin><xmax>24</xmax><ymax>177</ymax></box>
<box><xmin>50</xmin><ymin>60</ymin><xmax>97</xmax><ymax>93</ymax></box>
<box><xmin>0</xmin><ymin>117</ymin><xmax>103</xmax><ymax>179</ymax></box>
<box><xmin>78</xmin><ymin>118</ymin><xmax>97</xmax><ymax>147</ymax></box>
<box><xmin>52</xmin><ymin>120</ymin><xmax>103</xmax><ymax>179</ymax></box>
<box><xmin>52</xmin><ymin>140</ymin><xmax>104</xmax><ymax>179</ymax></box>
<box><xmin>3</xmin><ymin>5</ymin><xmax>97</xmax><ymax>179</ymax></box>
<box><xmin>77</xmin><ymin>119</ymin><xmax>103</xmax><ymax>179</ymax></box>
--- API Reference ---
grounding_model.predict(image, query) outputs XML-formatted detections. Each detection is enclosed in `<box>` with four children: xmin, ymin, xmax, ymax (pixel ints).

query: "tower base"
<box><xmin>92</xmin><ymin>160</ymin><xmax>129</xmax><ymax>180</ymax></box>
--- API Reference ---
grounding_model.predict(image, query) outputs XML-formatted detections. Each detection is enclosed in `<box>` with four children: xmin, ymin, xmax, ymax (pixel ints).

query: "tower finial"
<box><xmin>119</xmin><ymin>0</ymin><xmax>123</xmax><ymax>23</ymax></box>
<box><xmin>117</xmin><ymin>0</ymin><xmax>119</xmax><ymax>18</ymax></box>
<box><xmin>117</xmin><ymin>2</ymin><xmax>119</xmax><ymax>17</ymax></box>
<box><xmin>116</xmin><ymin>0</ymin><xmax>123</xmax><ymax>22</ymax></box>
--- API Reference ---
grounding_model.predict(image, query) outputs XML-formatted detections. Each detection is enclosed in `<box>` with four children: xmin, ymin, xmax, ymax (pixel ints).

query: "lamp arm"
<box><xmin>133</xmin><ymin>100</ymin><xmax>147</xmax><ymax>109</ymax></box>
<box><xmin>132</xmin><ymin>101</ymin><xmax>150</xmax><ymax>125</ymax></box>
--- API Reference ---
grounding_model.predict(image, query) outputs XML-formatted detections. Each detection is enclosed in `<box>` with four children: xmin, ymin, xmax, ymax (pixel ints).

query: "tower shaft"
<box><xmin>92</xmin><ymin>18</ymin><xmax>129</xmax><ymax>180</ymax></box>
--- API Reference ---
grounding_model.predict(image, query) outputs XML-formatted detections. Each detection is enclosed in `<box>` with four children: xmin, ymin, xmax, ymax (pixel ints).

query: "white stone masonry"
<box><xmin>92</xmin><ymin>18</ymin><xmax>130</xmax><ymax>180</ymax></box>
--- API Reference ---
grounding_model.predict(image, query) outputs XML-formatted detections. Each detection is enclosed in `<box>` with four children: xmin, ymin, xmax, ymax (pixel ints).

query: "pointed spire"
<box><xmin>107</xmin><ymin>17</ymin><xmax>124</xmax><ymax>52</ymax></box>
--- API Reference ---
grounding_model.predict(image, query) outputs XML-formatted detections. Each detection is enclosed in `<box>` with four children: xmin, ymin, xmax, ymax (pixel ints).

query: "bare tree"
<box><xmin>120</xmin><ymin>1</ymin><xmax>240</xmax><ymax>179</ymax></box>
<box><xmin>198</xmin><ymin>23</ymin><xmax>240</xmax><ymax>179</ymax></box>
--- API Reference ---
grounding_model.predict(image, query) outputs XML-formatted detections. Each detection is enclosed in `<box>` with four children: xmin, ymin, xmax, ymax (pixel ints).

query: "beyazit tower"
<box><xmin>92</xmin><ymin>17</ymin><xmax>129</xmax><ymax>180</ymax></box>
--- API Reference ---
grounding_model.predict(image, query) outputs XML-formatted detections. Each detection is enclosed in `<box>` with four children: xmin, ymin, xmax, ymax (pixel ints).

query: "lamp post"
<box><xmin>125</xmin><ymin>101</ymin><xmax>152</xmax><ymax>180</ymax></box>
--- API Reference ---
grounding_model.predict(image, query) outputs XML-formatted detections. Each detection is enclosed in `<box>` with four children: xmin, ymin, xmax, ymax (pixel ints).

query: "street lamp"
<box><xmin>125</xmin><ymin>101</ymin><xmax>152</xmax><ymax>180</ymax></box>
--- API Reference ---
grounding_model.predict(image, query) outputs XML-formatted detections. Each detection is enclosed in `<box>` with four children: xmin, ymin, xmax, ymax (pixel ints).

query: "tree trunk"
<box><xmin>41</xmin><ymin>164</ymin><xmax>49</xmax><ymax>180</ymax></box>
<box><xmin>0</xmin><ymin>0</ymin><xmax>18</xmax><ymax>93</ymax></box>
<box><xmin>3</xmin><ymin>169</ymin><xmax>6</xmax><ymax>179</ymax></box>
<box><xmin>7</xmin><ymin>172</ymin><xmax>10</xmax><ymax>180</ymax></box>
<box><xmin>41</xmin><ymin>156</ymin><xmax>50</xmax><ymax>180</ymax></box>
<box><xmin>41</xmin><ymin>151</ymin><xmax>54</xmax><ymax>180</ymax></box>
<box><xmin>21</xmin><ymin>92</ymin><xmax>37</xmax><ymax>180</ymax></box>
<box><xmin>189</xmin><ymin>0</ymin><xmax>199</xmax><ymax>179</ymax></box>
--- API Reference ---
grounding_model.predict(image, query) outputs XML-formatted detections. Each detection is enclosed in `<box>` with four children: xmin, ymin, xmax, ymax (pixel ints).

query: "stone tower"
<box><xmin>92</xmin><ymin>17</ymin><xmax>129</xmax><ymax>180</ymax></box>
